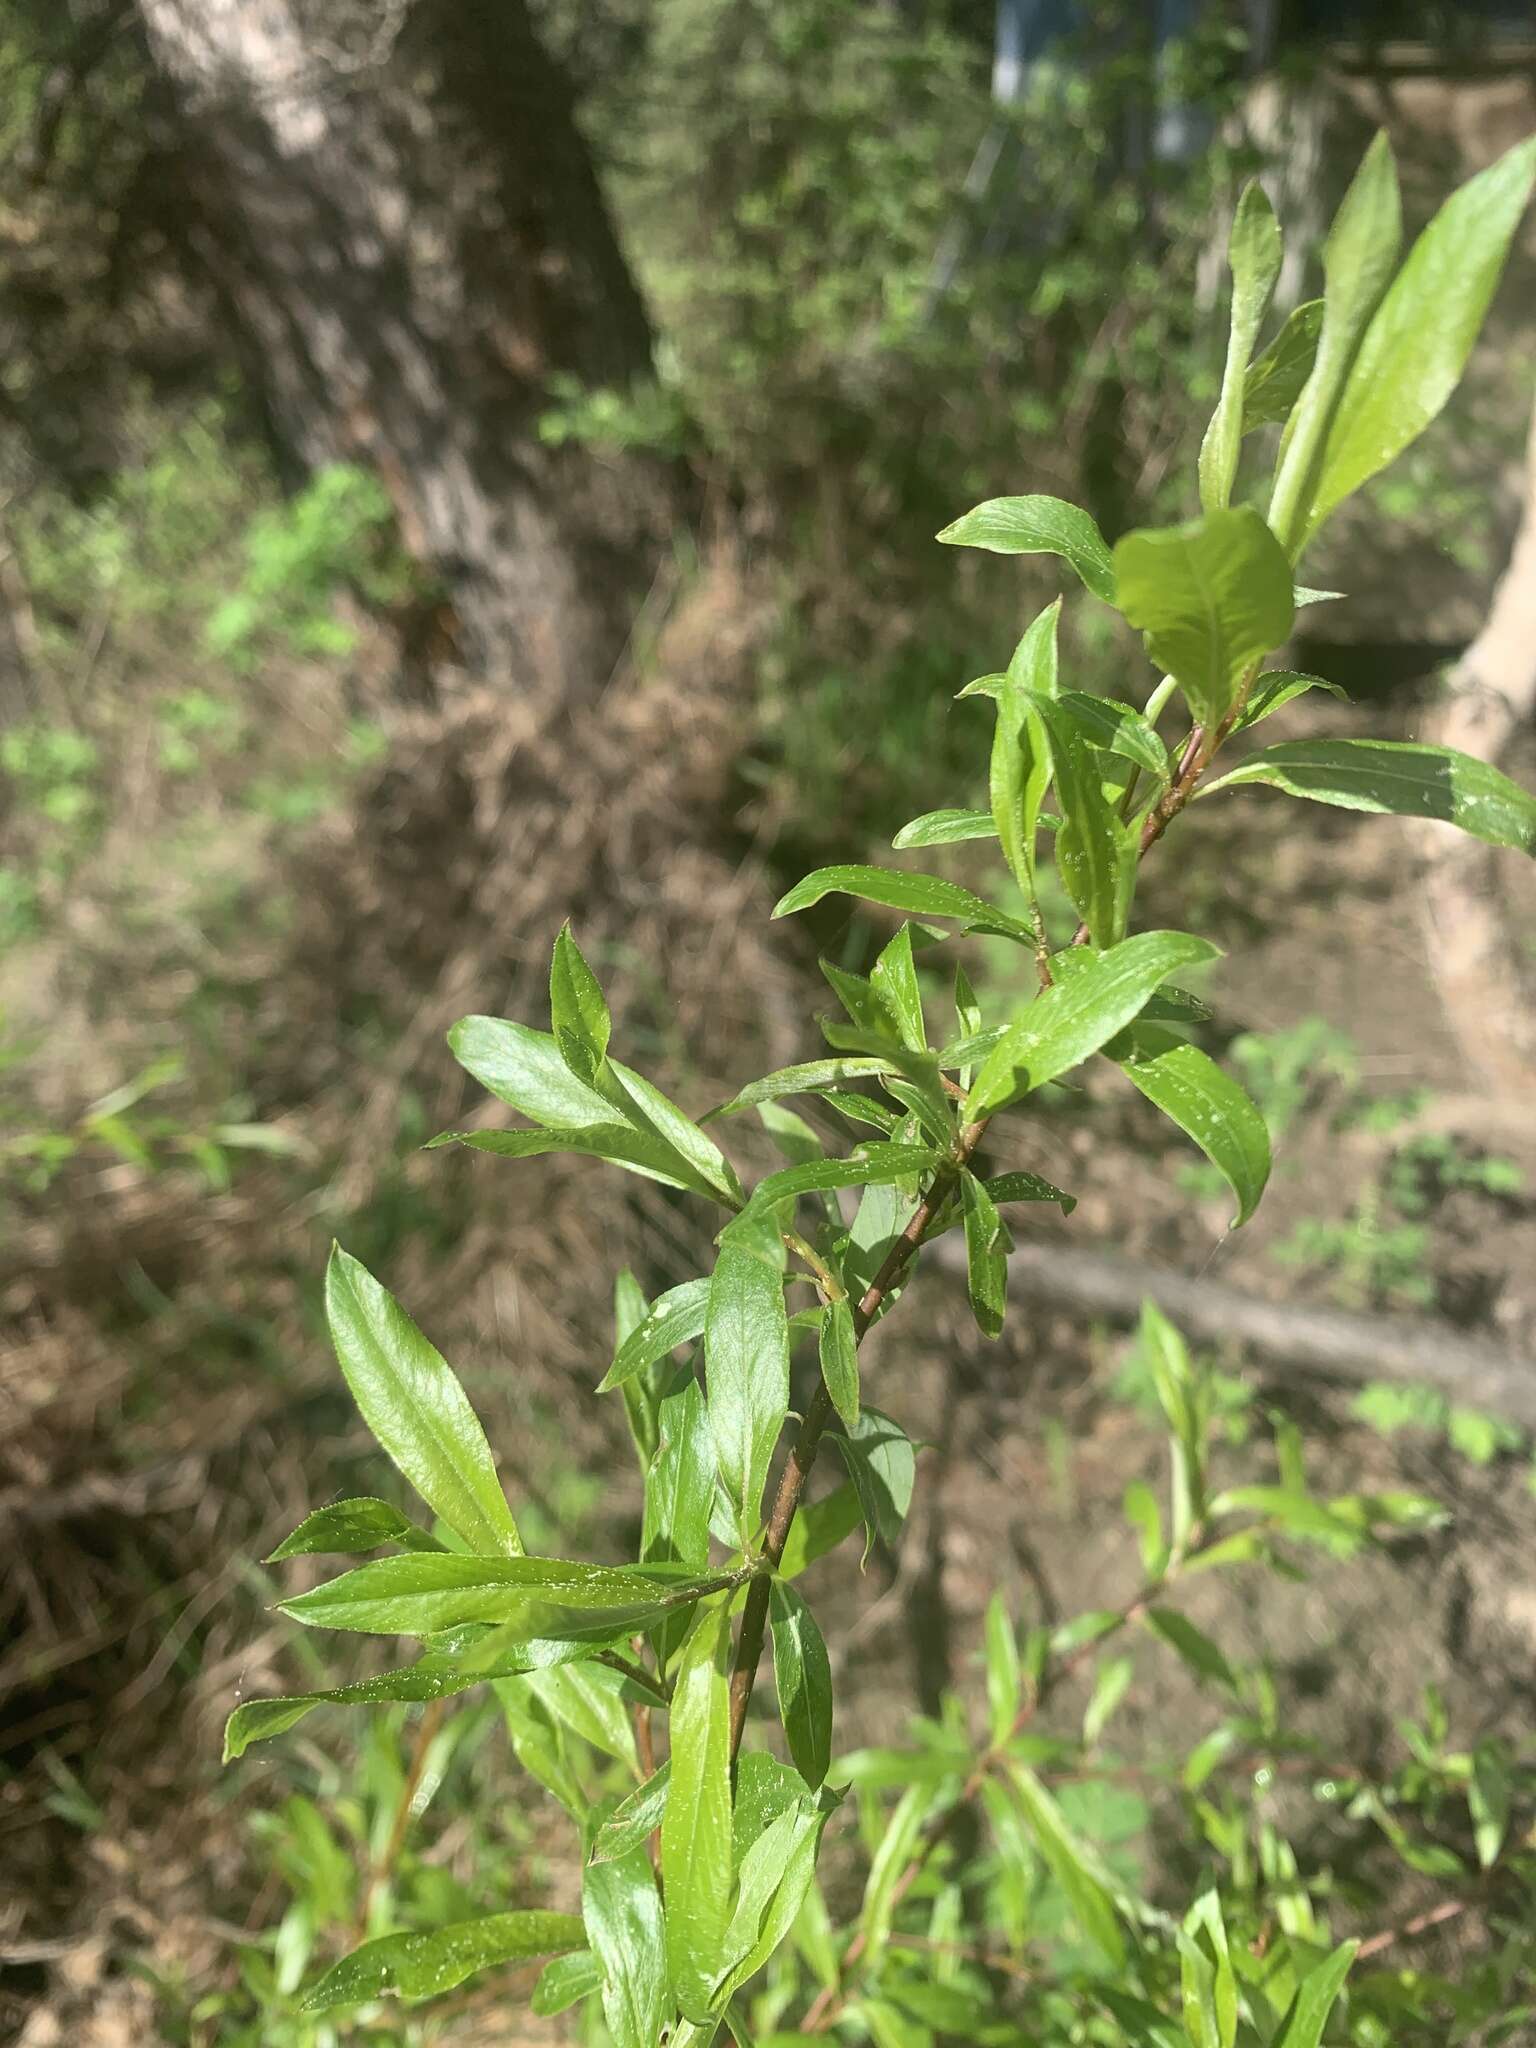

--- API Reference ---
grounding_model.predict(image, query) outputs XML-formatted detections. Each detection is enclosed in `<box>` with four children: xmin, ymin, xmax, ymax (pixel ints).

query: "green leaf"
<box><xmin>1306</xmin><ymin>135</ymin><xmax>1536</xmax><ymax>543</ymax></box>
<box><xmin>1470</xmin><ymin>1741</ymin><xmax>1511</xmax><ymax>1868</ymax></box>
<box><xmin>1055</xmin><ymin>690</ymin><xmax>1169</xmax><ymax>785</ymax></box>
<box><xmin>279</xmin><ymin>1553</ymin><xmax>728</xmax><ymax>1639</ymax></box>
<box><xmin>1203</xmin><ymin>737</ymin><xmax>1536</xmax><ymax>853</ymax></box>
<box><xmin>770</xmin><ymin>1581</ymin><xmax>834</xmax><ymax>1788</ymax></box>
<box><xmin>1232</xmin><ymin>669</ymin><xmax>1348</xmax><ymax>731</ymax></box>
<box><xmin>713</xmin><ymin>1796</ymin><xmax>827</xmax><ymax>2004</ymax></box>
<box><xmin>1268</xmin><ymin>130</ymin><xmax>1401</xmax><ymax>553</ymax></box>
<box><xmin>985</xmin><ymin>1593</ymin><xmax>1022</xmax><ymax>1744</ymax></box>
<box><xmin>1143</xmin><ymin>1607</ymin><xmax>1238</xmax><ymax>1693</ymax></box>
<box><xmin>858</xmin><ymin>1783</ymin><xmax>930</xmax><ymax>1969</ymax></box>
<box><xmin>1200</xmin><ymin>179</ymin><xmax>1283</xmax><ymax>514</ymax></box>
<box><xmin>1183</xmin><ymin>1889</ymin><xmax>1238</xmax><ymax>2048</ymax></box>
<box><xmin>1039</xmin><ymin>698</ymin><xmax>1135</xmax><ymax>949</ymax></box>
<box><xmin>983</xmin><ymin>1170</ymin><xmax>1076</xmax><ymax>1215</ymax></box>
<box><xmin>662</xmin><ymin>1600</ymin><xmax>733</xmax><ymax>2018</ymax></box>
<box><xmin>991</xmin><ymin>602</ymin><xmax>1060</xmax><ymax>898</ymax></box>
<box><xmin>772</xmin><ymin>864</ymin><xmax>1033</xmax><ymax>942</ymax></box>
<box><xmin>1272</xmin><ymin>1939</ymin><xmax>1358</xmax><ymax>2048</ymax></box>
<box><xmin>1004</xmin><ymin>1763</ymin><xmax>1127</xmax><ymax>1968</ymax></box>
<box><xmin>447</xmin><ymin>1014</ymin><xmax>612</xmax><ymax>1129</ymax></box>
<box><xmin>891</xmin><ymin>807</ymin><xmax>997</xmax><ymax>850</ymax></box>
<box><xmin>1112</xmin><ymin>1027</ymin><xmax>1271</xmax><ymax>1227</ymax></box>
<box><xmin>778</xmin><ymin>1482</ymin><xmax>864</xmax><ymax>1580</ymax></box>
<box><xmin>706</xmin><ymin>1232</ymin><xmax>791</xmax><ymax>1543</ymax></box>
<box><xmin>871</xmin><ymin>925</ymin><xmax>927</xmax><ymax>1051</ymax></box>
<box><xmin>706</xmin><ymin>1057</ymin><xmax>900</xmax><ymax>1121</ymax></box>
<box><xmin>550</xmin><ymin>922</ymin><xmax>611</xmax><ymax>1075</ymax></box>
<box><xmin>819</xmin><ymin>1294</ymin><xmax>860</xmax><ymax>1431</ymax></box>
<box><xmin>428</xmin><ymin>1120</ymin><xmax>719</xmax><ymax>1193</ymax></box>
<box><xmin>600</xmin><ymin>1279</ymin><xmax>711</xmax><ymax>1393</ymax></box>
<box><xmin>936</xmin><ymin>495</ymin><xmax>1117</xmax><ymax>603</ymax></box>
<box><xmin>267</xmin><ymin>1497</ymin><xmax>444</xmax><ymax>1561</ymax></box>
<box><xmin>593</xmin><ymin>1765</ymin><xmax>671</xmax><ymax>1865</ymax></box>
<box><xmin>523</xmin><ymin>1658</ymin><xmax>639</xmax><ymax>1770</ymax></box>
<box><xmin>748</xmin><ymin>1143</ymin><xmax>937</xmax><ymax>1213</ymax></box>
<box><xmin>614</xmin><ymin>1269</ymin><xmax>662</xmax><ymax>1472</ymax></box>
<box><xmin>1113</xmin><ymin>508</ymin><xmax>1294</xmax><ymax>730</ymax></box>
<box><xmin>325</xmin><ymin>1246</ymin><xmax>522</xmax><ymax>1559</ymax></box>
<box><xmin>582</xmin><ymin>1851</ymin><xmax>670</xmax><ymax>2048</ymax></box>
<box><xmin>831</xmin><ymin>1408</ymin><xmax>916</xmax><ymax>1565</ymax></box>
<box><xmin>302</xmin><ymin>1911</ymin><xmax>585</xmax><ymax>2010</ymax></box>
<box><xmin>1083</xmin><ymin>1655</ymin><xmax>1135</xmax><ymax>1748</ymax></box>
<box><xmin>966</xmin><ymin>930</ymin><xmax>1220</xmax><ymax>1119</ymax></box>
<box><xmin>1242</xmin><ymin>299</ymin><xmax>1322</xmax><ymax>433</ymax></box>
<box><xmin>643</xmin><ymin>1369</ymin><xmax>714</xmax><ymax>1572</ymax></box>
<box><xmin>961</xmin><ymin>1171</ymin><xmax>1009</xmax><ymax>1340</ymax></box>
<box><xmin>532</xmin><ymin>1948</ymin><xmax>604</xmax><ymax>2018</ymax></box>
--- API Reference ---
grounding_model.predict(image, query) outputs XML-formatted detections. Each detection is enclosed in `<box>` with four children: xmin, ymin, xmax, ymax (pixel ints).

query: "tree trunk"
<box><xmin>1414</xmin><ymin>404</ymin><xmax>1536</xmax><ymax>1095</ymax></box>
<box><xmin>134</xmin><ymin>0</ymin><xmax>679</xmax><ymax>697</ymax></box>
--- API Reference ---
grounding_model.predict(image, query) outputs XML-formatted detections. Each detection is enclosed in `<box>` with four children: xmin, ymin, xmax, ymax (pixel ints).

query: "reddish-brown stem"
<box><xmin>1356</xmin><ymin>1894</ymin><xmax>1471</xmax><ymax>1961</ymax></box>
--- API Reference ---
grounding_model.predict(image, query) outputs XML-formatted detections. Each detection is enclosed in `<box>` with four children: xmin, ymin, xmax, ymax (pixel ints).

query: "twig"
<box><xmin>1356</xmin><ymin>1894</ymin><xmax>1472</xmax><ymax>1960</ymax></box>
<box><xmin>354</xmin><ymin>1697</ymin><xmax>447</xmax><ymax>1942</ymax></box>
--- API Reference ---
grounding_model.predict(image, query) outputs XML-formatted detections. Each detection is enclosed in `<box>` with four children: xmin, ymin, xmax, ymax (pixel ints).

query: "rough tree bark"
<box><xmin>1414</xmin><ymin>403</ymin><xmax>1536</xmax><ymax>1094</ymax></box>
<box><xmin>134</xmin><ymin>0</ymin><xmax>679</xmax><ymax>697</ymax></box>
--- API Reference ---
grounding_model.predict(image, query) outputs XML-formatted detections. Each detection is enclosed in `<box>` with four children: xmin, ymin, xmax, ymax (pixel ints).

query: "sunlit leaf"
<box><xmin>936</xmin><ymin>495</ymin><xmax>1117</xmax><ymax>603</ymax></box>
<box><xmin>1201</xmin><ymin>738</ymin><xmax>1536</xmax><ymax>853</ymax></box>
<box><xmin>302</xmin><ymin>1911</ymin><xmax>585</xmax><ymax>2010</ymax></box>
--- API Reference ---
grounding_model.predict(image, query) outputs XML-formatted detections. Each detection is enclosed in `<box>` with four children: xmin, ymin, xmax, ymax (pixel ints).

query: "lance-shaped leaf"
<box><xmin>712</xmin><ymin>1796</ymin><xmax>828</xmax><ymax>2004</ymax></box>
<box><xmin>599</xmin><ymin>1279</ymin><xmax>710</xmax><ymax>1393</ymax></box>
<box><xmin>705</xmin><ymin>1056</ymin><xmax>900</xmax><ymax>1121</ymax></box>
<box><xmin>1200</xmin><ymin>179</ymin><xmax>1283</xmax><ymax>513</ymax></box>
<box><xmin>325</xmin><ymin>1246</ymin><xmax>522</xmax><ymax>1559</ymax></box>
<box><xmin>870</xmin><ymin>924</ymin><xmax>927</xmax><ymax>1050</ymax></box>
<box><xmin>706</xmin><ymin>1218</ymin><xmax>790</xmax><ymax>1542</ymax></box>
<box><xmin>961</xmin><ymin>1171</ymin><xmax>1009</xmax><ymax>1340</ymax></box>
<box><xmin>302</xmin><ymin>1911</ymin><xmax>586</xmax><ymax>2011</ymax></box>
<box><xmin>936</xmin><ymin>495</ymin><xmax>1117</xmax><ymax>603</ymax></box>
<box><xmin>818</xmin><ymin>1294</ymin><xmax>860</xmax><ymax>1431</ymax></box>
<box><xmin>1200</xmin><ymin>738</ymin><xmax>1536</xmax><ymax>854</ymax></box>
<box><xmin>1111</xmin><ymin>1025</ymin><xmax>1271</xmax><ymax>1227</ymax></box>
<box><xmin>1231</xmin><ymin>669</ymin><xmax>1347</xmax><ymax>731</ymax></box>
<box><xmin>1306</xmin><ymin>135</ymin><xmax>1536</xmax><ymax>545</ymax></box>
<box><xmin>532</xmin><ymin>1949</ymin><xmax>605</xmax><ymax>2018</ymax></box>
<box><xmin>1114</xmin><ymin>508</ymin><xmax>1294</xmax><ymax>731</ymax></box>
<box><xmin>773</xmin><ymin>865</ymin><xmax>1034</xmax><ymax>943</ymax></box>
<box><xmin>1272</xmin><ymin>1939</ymin><xmax>1359</xmax><ymax>2048</ymax></box>
<box><xmin>778</xmin><ymin>1482</ymin><xmax>864</xmax><ymax>1580</ymax></box>
<box><xmin>891</xmin><ymin>807</ymin><xmax>997</xmax><ymax>850</ymax></box>
<box><xmin>1039</xmin><ymin>697</ymin><xmax>1136</xmax><ymax>948</ymax></box>
<box><xmin>662</xmin><ymin>1600</ymin><xmax>733</xmax><ymax>2019</ymax></box>
<box><xmin>279</xmin><ymin>1552</ymin><xmax>732</xmax><ymax>1639</ymax></box>
<box><xmin>1004</xmin><ymin>1763</ymin><xmax>1127</xmax><ymax>1968</ymax></box>
<box><xmin>991</xmin><ymin>601</ymin><xmax>1060</xmax><ymax>898</ymax></box>
<box><xmin>747</xmin><ymin>1143</ymin><xmax>937</xmax><ymax>1214</ymax></box>
<box><xmin>430</xmin><ymin>1120</ymin><xmax>718</xmax><ymax>1193</ymax></box>
<box><xmin>830</xmin><ymin>1407</ymin><xmax>916</xmax><ymax>1565</ymax></box>
<box><xmin>642</xmin><ymin>1367</ymin><xmax>714</xmax><ymax>1573</ymax></box>
<box><xmin>966</xmin><ymin>931</ymin><xmax>1219</xmax><ymax>1119</ymax></box>
<box><xmin>1242</xmin><ymin>298</ymin><xmax>1322</xmax><ymax>433</ymax></box>
<box><xmin>770</xmin><ymin>1581</ymin><xmax>833</xmax><ymax>1788</ymax></box>
<box><xmin>592</xmin><ymin>1764</ymin><xmax>671</xmax><ymax>1865</ymax></box>
<box><xmin>1268</xmin><ymin>130</ymin><xmax>1401</xmax><ymax>553</ymax></box>
<box><xmin>614</xmin><ymin>1268</ymin><xmax>661</xmax><ymax>1473</ymax></box>
<box><xmin>1054</xmin><ymin>690</ymin><xmax>1168</xmax><ymax>784</ymax></box>
<box><xmin>550</xmin><ymin>922</ymin><xmax>611</xmax><ymax>1076</ymax></box>
<box><xmin>582</xmin><ymin>1851</ymin><xmax>670</xmax><ymax>2048</ymax></box>
<box><xmin>267</xmin><ymin>1497</ymin><xmax>444</xmax><ymax>1561</ymax></box>
<box><xmin>984</xmin><ymin>1170</ymin><xmax>1076</xmax><ymax>1215</ymax></box>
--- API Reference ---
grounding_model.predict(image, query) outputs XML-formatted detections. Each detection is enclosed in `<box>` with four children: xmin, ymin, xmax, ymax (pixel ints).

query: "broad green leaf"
<box><xmin>705</xmin><ymin>1232</ymin><xmax>790</xmax><ymax>1542</ymax></box>
<box><xmin>523</xmin><ymin>1659</ymin><xmax>638</xmax><ymax>1771</ymax></box>
<box><xmin>267</xmin><ymin>1497</ymin><xmax>444</xmax><ymax>1561</ymax></box>
<box><xmin>643</xmin><ymin>1368</ymin><xmax>714</xmax><ymax>1572</ymax></box>
<box><xmin>1039</xmin><ymin>699</ymin><xmax>1135</xmax><ymax>948</ymax></box>
<box><xmin>1113</xmin><ymin>508</ymin><xmax>1294</xmax><ymax>730</ymax></box>
<box><xmin>1200</xmin><ymin>180</ymin><xmax>1283</xmax><ymax>513</ymax></box>
<box><xmin>279</xmin><ymin>1552</ymin><xmax>729</xmax><ymax>1639</ymax></box>
<box><xmin>871</xmin><ymin>925</ymin><xmax>927</xmax><ymax>1050</ymax></box>
<box><xmin>732</xmin><ymin>1751</ymin><xmax>812</xmax><ymax>1861</ymax></box>
<box><xmin>961</xmin><ymin>1171</ymin><xmax>1008</xmax><ymax>1339</ymax></box>
<box><xmin>770</xmin><ymin>1582</ymin><xmax>833</xmax><ymax>1787</ymax></box>
<box><xmin>842</xmin><ymin>1177</ymin><xmax>913</xmax><ymax>1315</ymax></box>
<box><xmin>1268</xmin><ymin>130</ymin><xmax>1401</xmax><ymax>553</ymax></box>
<box><xmin>1112</xmin><ymin>1027</ymin><xmax>1271</xmax><ymax>1226</ymax></box>
<box><xmin>831</xmin><ymin>1407</ymin><xmax>916</xmax><ymax>1564</ymax></box>
<box><xmin>1004</xmin><ymin>1763</ymin><xmax>1126</xmax><ymax>1968</ymax></box>
<box><xmin>706</xmin><ymin>1057</ymin><xmax>900</xmax><ymax>1121</ymax></box>
<box><xmin>1201</xmin><ymin>738</ymin><xmax>1536</xmax><ymax>853</ymax></box>
<box><xmin>1055</xmin><ymin>690</ymin><xmax>1168</xmax><ymax>784</ymax></box>
<box><xmin>1232</xmin><ymin>669</ymin><xmax>1347</xmax><ymax>731</ymax></box>
<box><xmin>532</xmin><ymin>1948</ymin><xmax>604</xmax><ymax>2017</ymax></box>
<box><xmin>583</xmin><ymin>1850</ymin><xmax>669</xmax><ymax>2048</ymax></box>
<box><xmin>662</xmin><ymin>1600</ymin><xmax>733</xmax><ymax>2018</ymax></box>
<box><xmin>936</xmin><ymin>495</ymin><xmax>1117</xmax><ymax>603</ymax></box>
<box><xmin>1242</xmin><ymin>298</ymin><xmax>1322</xmax><ymax>432</ymax></box>
<box><xmin>302</xmin><ymin>1911</ymin><xmax>585</xmax><ymax>2010</ymax></box>
<box><xmin>550</xmin><ymin>922</ymin><xmax>611</xmax><ymax>1075</ymax></box>
<box><xmin>748</xmin><ymin>1143</ymin><xmax>937</xmax><ymax>1214</ymax></box>
<box><xmin>448</xmin><ymin>1014</ymin><xmax>614</xmax><ymax>1129</ymax></box>
<box><xmin>222</xmin><ymin>1628</ymin><xmax>598</xmax><ymax>1760</ymax></box>
<box><xmin>599</xmin><ymin>1061</ymin><xmax>745</xmax><ymax>1206</ymax></box>
<box><xmin>593</xmin><ymin>1764</ymin><xmax>671</xmax><ymax>1865</ymax></box>
<box><xmin>819</xmin><ymin>1294</ymin><xmax>860</xmax><ymax>1431</ymax></box>
<box><xmin>1272</xmin><ymin>1939</ymin><xmax>1358</xmax><ymax>2048</ymax></box>
<box><xmin>599</xmin><ymin>1279</ymin><xmax>710</xmax><ymax>1393</ymax></box>
<box><xmin>1143</xmin><ymin>1607</ymin><xmax>1238</xmax><ymax>1693</ymax></box>
<box><xmin>773</xmin><ymin>864</ymin><xmax>1033</xmax><ymax>942</ymax></box>
<box><xmin>778</xmin><ymin>1482</ymin><xmax>864</xmax><ymax>1579</ymax></box>
<box><xmin>991</xmin><ymin>602</ymin><xmax>1060</xmax><ymax>897</ymax></box>
<box><xmin>325</xmin><ymin>1246</ymin><xmax>521</xmax><ymax>1558</ymax></box>
<box><xmin>891</xmin><ymin>807</ymin><xmax>997</xmax><ymax>850</ymax></box>
<box><xmin>1307</xmin><ymin>135</ymin><xmax>1536</xmax><ymax>543</ymax></box>
<box><xmin>984</xmin><ymin>1169</ymin><xmax>1076</xmax><ymax>1215</ymax></box>
<box><xmin>966</xmin><ymin>931</ymin><xmax>1220</xmax><ymax>1119</ymax></box>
